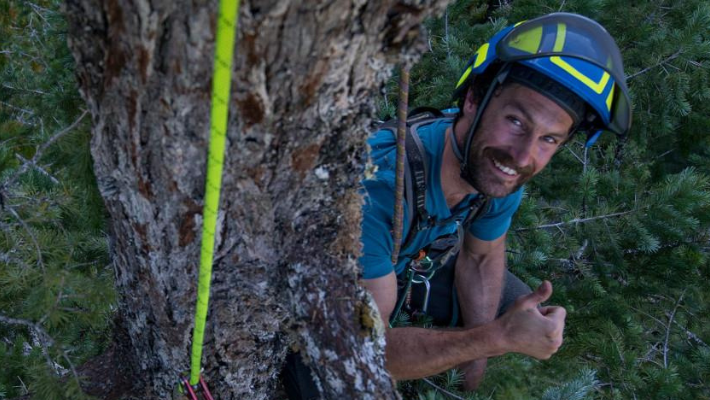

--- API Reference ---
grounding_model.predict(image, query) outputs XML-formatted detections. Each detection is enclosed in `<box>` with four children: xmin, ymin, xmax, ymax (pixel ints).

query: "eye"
<box><xmin>507</xmin><ymin>116</ymin><xmax>523</xmax><ymax>129</ymax></box>
<box><xmin>542</xmin><ymin>135</ymin><xmax>559</xmax><ymax>145</ymax></box>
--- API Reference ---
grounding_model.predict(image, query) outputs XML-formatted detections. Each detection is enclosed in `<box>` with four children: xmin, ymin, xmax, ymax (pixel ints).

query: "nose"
<box><xmin>510</xmin><ymin>134</ymin><xmax>536</xmax><ymax>167</ymax></box>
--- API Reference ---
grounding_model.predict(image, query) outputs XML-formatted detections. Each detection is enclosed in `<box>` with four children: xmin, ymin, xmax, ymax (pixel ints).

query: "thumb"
<box><xmin>520</xmin><ymin>280</ymin><xmax>552</xmax><ymax>307</ymax></box>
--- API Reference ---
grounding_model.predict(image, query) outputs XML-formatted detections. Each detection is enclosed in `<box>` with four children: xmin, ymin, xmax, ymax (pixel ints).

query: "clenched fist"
<box><xmin>494</xmin><ymin>280</ymin><xmax>566</xmax><ymax>360</ymax></box>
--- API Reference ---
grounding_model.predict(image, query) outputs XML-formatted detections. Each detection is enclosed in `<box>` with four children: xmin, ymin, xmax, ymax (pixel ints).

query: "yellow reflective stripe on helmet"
<box><xmin>606</xmin><ymin>84</ymin><xmax>615</xmax><ymax>111</ymax></box>
<box><xmin>553</xmin><ymin>23</ymin><xmax>566</xmax><ymax>52</ymax></box>
<box><xmin>550</xmin><ymin>56</ymin><xmax>612</xmax><ymax>94</ymax></box>
<box><xmin>508</xmin><ymin>26</ymin><xmax>543</xmax><ymax>54</ymax></box>
<box><xmin>473</xmin><ymin>43</ymin><xmax>489</xmax><ymax>68</ymax></box>
<box><xmin>457</xmin><ymin>42</ymin><xmax>490</xmax><ymax>89</ymax></box>
<box><xmin>456</xmin><ymin>66</ymin><xmax>473</xmax><ymax>89</ymax></box>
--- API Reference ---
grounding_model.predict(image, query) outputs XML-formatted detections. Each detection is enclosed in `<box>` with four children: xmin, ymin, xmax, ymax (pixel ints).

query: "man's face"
<box><xmin>462</xmin><ymin>83</ymin><xmax>574</xmax><ymax>198</ymax></box>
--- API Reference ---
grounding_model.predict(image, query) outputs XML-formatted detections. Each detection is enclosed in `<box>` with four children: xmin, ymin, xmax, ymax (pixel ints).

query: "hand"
<box><xmin>460</xmin><ymin>358</ymin><xmax>487</xmax><ymax>391</ymax></box>
<box><xmin>495</xmin><ymin>280</ymin><xmax>566</xmax><ymax>360</ymax></box>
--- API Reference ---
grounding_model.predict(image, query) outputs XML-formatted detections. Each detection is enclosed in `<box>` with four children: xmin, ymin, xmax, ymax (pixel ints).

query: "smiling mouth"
<box><xmin>492</xmin><ymin>157</ymin><xmax>519</xmax><ymax>177</ymax></box>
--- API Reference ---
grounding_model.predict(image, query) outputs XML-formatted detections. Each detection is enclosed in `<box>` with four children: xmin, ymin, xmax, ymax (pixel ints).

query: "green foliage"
<box><xmin>0</xmin><ymin>0</ymin><xmax>112</xmax><ymax>398</ymax></box>
<box><xmin>384</xmin><ymin>0</ymin><xmax>710</xmax><ymax>398</ymax></box>
<box><xmin>3</xmin><ymin>0</ymin><xmax>710</xmax><ymax>398</ymax></box>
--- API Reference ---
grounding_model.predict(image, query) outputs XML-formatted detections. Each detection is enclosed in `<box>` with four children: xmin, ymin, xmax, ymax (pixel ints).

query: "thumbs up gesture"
<box><xmin>495</xmin><ymin>281</ymin><xmax>567</xmax><ymax>360</ymax></box>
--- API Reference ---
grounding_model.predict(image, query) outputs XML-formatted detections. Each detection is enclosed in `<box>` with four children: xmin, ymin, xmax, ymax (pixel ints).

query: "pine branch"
<box><xmin>0</xmin><ymin>313</ymin><xmax>55</xmax><ymax>371</ymax></box>
<box><xmin>0</xmin><ymin>109</ymin><xmax>88</xmax><ymax>193</ymax></box>
<box><xmin>0</xmin><ymin>314</ymin><xmax>54</xmax><ymax>346</ymax></box>
<box><xmin>626</xmin><ymin>50</ymin><xmax>683</xmax><ymax>81</ymax></box>
<box><xmin>5</xmin><ymin>205</ymin><xmax>45</xmax><ymax>271</ymax></box>
<box><xmin>2</xmin><ymin>83</ymin><xmax>48</xmax><ymax>95</ymax></box>
<box><xmin>515</xmin><ymin>211</ymin><xmax>633</xmax><ymax>232</ymax></box>
<box><xmin>663</xmin><ymin>290</ymin><xmax>686</xmax><ymax>368</ymax></box>
<box><xmin>14</xmin><ymin>154</ymin><xmax>59</xmax><ymax>184</ymax></box>
<box><xmin>0</xmin><ymin>250</ymin><xmax>31</xmax><ymax>269</ymax></box>
<box><xmin>0</xmin><ymin>313</ymin><xmax>81</xmax><ymax>385</ymax></box>
<box><xmin>623</xmin><ymin>236</ymin><xmax>710</xmax><ymax>255</ymax></box>
<box><xmin>0</xmin><ymin>100</ymin><xmax>35</xmax><ymax>116</ymax></box>
<box><xmin>564</xmin><ymin>145</ymin><xmax>584</xmax><ymax>165</ymax></box>
<box><xmin>421</xmin><ymin>377</ymin><xmax>467</xmax><ymax>400</ymax></box>
<box><xmin>631</xmin><ymin>305</ymin><xmax>707</xmax><ymax>349</ymax></box>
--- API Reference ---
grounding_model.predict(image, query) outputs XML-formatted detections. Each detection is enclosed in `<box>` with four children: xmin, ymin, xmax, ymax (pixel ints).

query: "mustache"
<box><xmin>483</xmin><ymin>147</ymin><xmax>534</xmax><ymax>176</ymax></box>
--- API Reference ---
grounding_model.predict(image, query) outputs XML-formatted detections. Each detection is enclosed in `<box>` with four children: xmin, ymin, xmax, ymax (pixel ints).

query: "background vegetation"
<box><xmin>383</xmin><ymin>0</ymin><xmax>710</xmax><ymax>399</ymax></box>
<box><xmin>1</xmin><ymin>1</ymin><xmax>112</xmax><ymax>399</ymax></box>
<box><xmin>1</xmin><ymin>0</ymin><xmax>709</xmax><ymax>399</ymax></box>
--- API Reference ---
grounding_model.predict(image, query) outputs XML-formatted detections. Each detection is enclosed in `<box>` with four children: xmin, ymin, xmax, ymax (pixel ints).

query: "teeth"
<box><xmin>493</xmin><ymin>158</ymin><xmax>518</xmax><ymax>176</ymax></box>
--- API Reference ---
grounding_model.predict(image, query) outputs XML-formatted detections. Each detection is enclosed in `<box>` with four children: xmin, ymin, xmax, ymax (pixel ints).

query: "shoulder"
<box><xmin>486</xmin><ymin>187</ymin><xmax>524</xmax><ymax>213</ymax></box>
<box><xmin>468</xmin><ymin>187</ymin><xmax>524</xmax><ymax>241</ymax></box>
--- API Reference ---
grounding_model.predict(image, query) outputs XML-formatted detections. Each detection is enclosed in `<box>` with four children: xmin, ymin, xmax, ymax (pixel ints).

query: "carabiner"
<box><xmin>410</xmin><ymin>274</ymin><xmax>431</xmax><ymax>313</ymax></box>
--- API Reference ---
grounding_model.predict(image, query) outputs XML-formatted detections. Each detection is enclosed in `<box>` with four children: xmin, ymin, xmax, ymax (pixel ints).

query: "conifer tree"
<box><xmin>1</xmin><ymin>1</ymin><xmax>112</xmax><ymax>398</ymax></box>
<box><xmin>386</xmin><ymin>0</ymin><xmax>710</xmax><ymax>398</ymax></box>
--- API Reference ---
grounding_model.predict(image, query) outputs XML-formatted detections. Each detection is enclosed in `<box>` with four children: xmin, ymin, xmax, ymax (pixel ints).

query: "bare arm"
<box><xmin>455</xmin><ymin>233</ymin><xmax>507</xmax><ymax>389</ymax></box>
<box><xmin>364</xmin><ymin>272</ymin><xmax>505</xmax><ymax>380</ymax></box>
<box><xmin>363</xmin><ymin>272</ymin><xmax>566</xmax><ymax>381</ymax></box>
<box><xmin>456</xmin><ymin>232</ymin><xmax>507</xmax><ymax>329</ymax></box>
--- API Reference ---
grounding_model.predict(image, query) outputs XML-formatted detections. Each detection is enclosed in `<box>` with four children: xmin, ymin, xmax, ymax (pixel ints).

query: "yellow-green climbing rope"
<box><xmin>189</xmin><ymin>0</ymin><xmax>240</xmax><ymax>387</ymax></box>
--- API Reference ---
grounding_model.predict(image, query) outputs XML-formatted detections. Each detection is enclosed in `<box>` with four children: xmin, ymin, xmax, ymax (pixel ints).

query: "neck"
<box><xmin>441</xmin><ymin>125</ymin><xmax>478</xmax><ymax>209</ymax></box>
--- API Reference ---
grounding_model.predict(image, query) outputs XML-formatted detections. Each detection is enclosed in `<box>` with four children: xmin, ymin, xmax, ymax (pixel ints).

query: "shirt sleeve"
<box><xmin>359</xmin><ymin>177</ymin><xmax>397</xmax><ymax>279</ymax></box>
<box><xmin>468</xmin><ymin>187</ymin><xmax>524</xmax><ymax>241</ymax></box>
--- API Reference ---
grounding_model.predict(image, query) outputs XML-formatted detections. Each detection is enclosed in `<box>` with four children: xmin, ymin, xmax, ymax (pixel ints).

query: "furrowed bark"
<box><xmin>64</xmin><ymin>0</ymin><xmax>449</xmax><ymax>398</ymax></box>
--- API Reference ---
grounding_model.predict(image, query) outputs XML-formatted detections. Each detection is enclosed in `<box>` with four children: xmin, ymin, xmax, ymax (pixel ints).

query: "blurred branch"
<box><xmin>515</xmin><ymin>211</ymin><xmax>633</xmax><ymax>232</ymax></box>
<box><xmin>1</xmin><ymin>110</ymin><xmax>87</xmax><ymax>192</ymax></box>
<box><xmin>565</xmin><ymin>145</ymin><xmax>584</xmax><ymax>164</ymax></box>
<box><xmin>626</xmin><ymin>50</ymin><xmax>683</xmax><ymax>81</ymax></box>
<box><xmin>5</xmin><ymin>205</ymin><xmax>45</xmax><ymax>271</ymax></box>
<box><xmin>15</xmin><ymin>154</ymin><xmax>59</xmax><ymax>184</ymax></box>
<box><xmin>2</xmin><ymin>83</ymin><xmax>47</xmax><ymax>95</ymax></box>
<box><xmin>0</xmin><ymin>250</ymin><xmax>32</xmax><ymax>269</ymax></box>
<box><xmin>0</xmin><ymin>313</ymin><xmax>79</xmax><ymax>382</ymax></box>
<box><xmin>0</xmin><ymin>314</ymin><xmax>54</xmax><ymax>345</ymax></box>
<box><xmin>0</xmin><ymin>100</ymin><xmax>34</xmax><ymax>116</ymax></box>
<box><xmin>421</xmin><ymin>377</ymin><xmax>466</xmax><ymax>400</ymax></box>
<box><xmin>663</xmin><ymin>290</ymin><xmax>686</xmax><ymax>368</ymax></box>
<box><xmin>624</xmin><ymin>235</ymin><xmax>710</xmax><ymax>255</ymax></box>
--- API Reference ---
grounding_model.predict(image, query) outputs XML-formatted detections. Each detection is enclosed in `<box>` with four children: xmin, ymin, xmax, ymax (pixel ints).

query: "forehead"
<box><xmin>494</xmin><ymin>83</ymin><xmax>575</xmax><ymax>131</ymax></box>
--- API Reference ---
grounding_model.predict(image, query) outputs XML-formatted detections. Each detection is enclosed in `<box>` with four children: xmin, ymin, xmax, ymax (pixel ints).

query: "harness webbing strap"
<box><xmin>189</xmin><ymin>0</ymin><xmax>241</xmax><ymax>387</ymax></box>
<box><xmin>405</xmin><ymin>128</ymin><xmax>429</xmax><ymax>229</ymax></box>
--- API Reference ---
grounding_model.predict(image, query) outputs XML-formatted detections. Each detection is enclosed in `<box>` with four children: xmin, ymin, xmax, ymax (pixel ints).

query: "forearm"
<box><xmin>385</xmin><ymin>324</ymin><xmax>504</xmax><ymax>380</ymax></box>
<box><xmin>455</xmin><ymin>252</ymin><xmax>506</xmax><ymax>327</ymax></box>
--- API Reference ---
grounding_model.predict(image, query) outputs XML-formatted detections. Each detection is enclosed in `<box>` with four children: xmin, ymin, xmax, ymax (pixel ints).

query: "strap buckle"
<box><xmin>416</xmin><ymin>214</ymin><xmax>433</xmax><ymax>231</ymax></box>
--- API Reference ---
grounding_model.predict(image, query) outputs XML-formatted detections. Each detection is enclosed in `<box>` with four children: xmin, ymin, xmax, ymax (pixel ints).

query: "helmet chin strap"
<box><xmin>458</xmin><ymin>63</ymin><xmax>513</xmax><ymax>189</ymax></box>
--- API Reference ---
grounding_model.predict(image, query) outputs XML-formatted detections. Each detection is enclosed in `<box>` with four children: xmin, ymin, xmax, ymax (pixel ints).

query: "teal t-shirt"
<box><xmin>360</xmin><ymin>118</ymin><xmax>523</xmax><ymax>279</ymax></box>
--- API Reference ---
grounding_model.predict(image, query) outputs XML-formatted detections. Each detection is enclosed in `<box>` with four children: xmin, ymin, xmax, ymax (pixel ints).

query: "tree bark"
<box><xmin>64</xmin><ymin>0</ymin><xmax>448</xmax><ymax>398</ymax></box>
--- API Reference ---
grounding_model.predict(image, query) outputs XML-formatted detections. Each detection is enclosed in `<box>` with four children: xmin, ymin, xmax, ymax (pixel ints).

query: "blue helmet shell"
<box><xmin>455</xmin><ymin>13</ymin><xmax>632</xmax><ymax>139</ymax></box>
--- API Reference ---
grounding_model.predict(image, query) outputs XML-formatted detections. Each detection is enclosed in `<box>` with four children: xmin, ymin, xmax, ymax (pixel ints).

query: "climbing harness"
<box><xmin>390</xmin><ymin>196</ymin><xmax>489</xmax><ymax>326</ymax></box>
<box><xmin>379</xmin><ymin>108</ymin><xmax>490</xmax><ymax>326</ymax></box>
<box><xmin>180</xmin><ymin>0</ymin><xmax>240</xmax><ymax>398</ymax></box>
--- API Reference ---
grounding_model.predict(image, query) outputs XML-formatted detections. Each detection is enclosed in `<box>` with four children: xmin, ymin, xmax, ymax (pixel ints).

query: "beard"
<box><xmin>463</xmin><ymin>142</ymin><xmax>535</xmax><ymax>198</ymax></box>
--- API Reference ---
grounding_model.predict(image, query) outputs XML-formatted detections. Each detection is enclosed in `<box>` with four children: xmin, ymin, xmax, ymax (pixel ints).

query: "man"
<box><xmin>282</xmin><ymin>12</ymin><xmax>632</xmax><ymax>398</ymax></box>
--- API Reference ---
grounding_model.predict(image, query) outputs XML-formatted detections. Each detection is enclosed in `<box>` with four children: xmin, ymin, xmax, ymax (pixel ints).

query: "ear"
<box><xmin>462</xmin><ymin>87</ymin><xmax>479</xmax><ymax>117</ymax></box>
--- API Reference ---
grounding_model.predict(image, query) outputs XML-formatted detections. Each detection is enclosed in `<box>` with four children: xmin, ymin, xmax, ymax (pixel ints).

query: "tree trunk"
<box><xmin>64</xmin><ymin>0</ymin><xmax>448</xmax><ymax>398</ymax></box>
